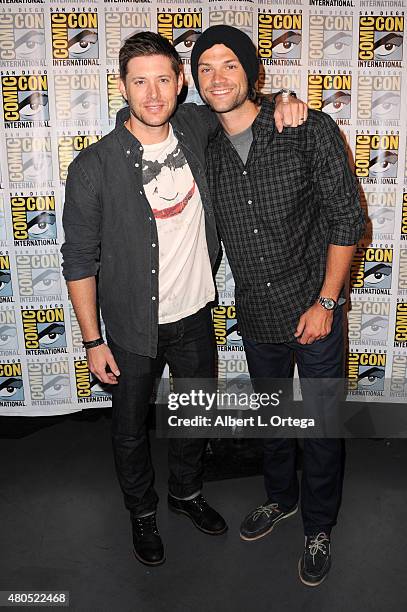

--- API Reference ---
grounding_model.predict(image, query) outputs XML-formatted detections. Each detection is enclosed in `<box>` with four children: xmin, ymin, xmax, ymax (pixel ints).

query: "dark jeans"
<box><xmin>243</xmin><ymin>307</ymin><xmax>345</xmax><ymax>536</ymax></box>
<box><xmin>108</xmin><ymin>304</ymin><xmax>216</xmax><ymax>518</ymax></box>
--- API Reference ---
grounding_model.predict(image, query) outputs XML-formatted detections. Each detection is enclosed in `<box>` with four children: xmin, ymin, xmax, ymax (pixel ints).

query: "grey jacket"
<box><xmin>61</xmin><ymin>104</ymin><xmax>219</xmax><ymax>357</ymax></box>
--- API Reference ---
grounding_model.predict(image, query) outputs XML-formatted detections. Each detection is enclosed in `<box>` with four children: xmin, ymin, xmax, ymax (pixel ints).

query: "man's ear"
<box><xmin>118</xmin><ymin>78</ymin><xmax>127</xmax><ymax>101</ymax></box>
<box><xmin>177</xmin><ymin>69</ymin><xmax>184</xmax><ymax>96</ymax></box>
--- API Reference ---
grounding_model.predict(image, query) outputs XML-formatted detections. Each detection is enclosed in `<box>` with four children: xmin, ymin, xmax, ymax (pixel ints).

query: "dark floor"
<box><xmin>0</xmin><ymin>414</ymin><xmax>406</xmax><ymax>612</ymax></box>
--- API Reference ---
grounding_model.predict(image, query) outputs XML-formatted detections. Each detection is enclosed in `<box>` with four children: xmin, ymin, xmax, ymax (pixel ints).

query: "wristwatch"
<box><xmin>317</xmin><ymin>296</ymin><xmax>337</xmax><ymax>311</ymax></box>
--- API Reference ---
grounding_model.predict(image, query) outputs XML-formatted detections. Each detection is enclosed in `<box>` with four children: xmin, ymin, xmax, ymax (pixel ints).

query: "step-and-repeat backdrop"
<box><xmin>0</xmin><ymin>0</ymin><xmax>406</xmax><ymax>415</ymax></box>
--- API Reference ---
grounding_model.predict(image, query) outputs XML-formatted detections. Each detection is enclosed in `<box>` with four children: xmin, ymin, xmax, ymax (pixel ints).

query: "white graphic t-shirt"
<box><xmin>142</xmin><ymin>126</ymin><xmax>215</xmax><ymax>324</ymax></box>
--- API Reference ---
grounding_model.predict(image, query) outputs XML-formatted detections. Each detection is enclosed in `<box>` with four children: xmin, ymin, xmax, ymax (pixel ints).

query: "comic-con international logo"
<box><xmin>390</xmin><ymin>353</ymin><xmax>407</xmax><ymax>397</ymax></box>
<box><xmin>6</xmin><ymin>136</ymin><xmax>53</xmax><ymax>188</ymax></box>
<box><xmin>74</xmin><ymin>358</ymin><xmax>111</xmax><ymax>403</ymax></box>
<box><xmin>0</xmin><ymin>254</ymin><xmax>14</xmax><ymax>303</ymax></box>
<box><xmin>58</xmin><ymin>134</ymin><xmax>101</xmax><ymax>182</ymax></box>
<box><xmin>11</xmin><ymin>194</ymin><xmax>57</xmax><ymax>246</ymax></box>
<box><xmin>258</xmin><ymin>11</ymin><xmax>302</xmax><ymax>66</ymax></box>
<box><xmin>347</xmin><ymin>351</ymin><xmax>386</xmax><ymax>395</ymax></box>
<box><xmin>69</xmin><ymin>305</ymin><xmax>82</xmax><ymax>352</ymax></box>
<box><xmin>0</xmin><ymin>11</ymin><xmax>46</xmax><ymax>65</ymax></box>
<box><xmin>308</xmin><ymin>13</ymin><xmax>352</xmax><ymax>66</ymax></box>
<box><xmin>259</xmin><ymin>71</ymin><xmax>301</xmax><ymax>96</ymax></box>
<box><xmin>307</xmin><ymin>72</ymin><xmax>351</xmax><ymax>124</ymax></box>
<box><xmin>0</xmin><ymin>195</ymin><xmax>7</xmax><ymax>245</ymax></box>
<box><xmin>363</xmin><ymin>190</ymin><xmax>396</xmax><ymax>241</ymax></box>
<box><xmin>351</xmin><ymin>246</ymin><xmax>393</xmax><ymax>295</ymax></box>
<box><xmin>0</xmin><ymin>307</ymin><xmax>18</xmax><ymax>355</ymax></box>
<box><xmin>16</xmin><ymin>252</ymin><xmax>62</xmax><ymax>303</ymax></box>
<box><xmin>212</xmin><ymin>304</ymin><xmax>244</xmax><ymax>351</ymax></box>
<box><xmin>28</xmin><ymin>359</ymin><xmax>71</xmax><ymax>404</ymax></box>
<box><xmin>348</xmin><ymin>299</ymin><xmax>390</xmax><ymax>347</ymax></box>
<box><xmin>399</xmin><ymin>249</ymin><xmax>407</xmax><ymax>296</ymax></box>
<box><xmin>157</xmin><ymin>9</ymin><xmax>202</xmax><ymax>63</ymax></box>
<box><xmin>357</xmin><ymin>74</ymin><xmax>401</xmax><ymax>127</ymax></box>
<box><xmin>358</xmin><ymin>14</ymin><xmax>404</xmax><ymax>67</ymax></box>
<box><xmin>21</xmin><ymin>306</ymin><xmax>67</xmax><ymax>355</ymax></box>
<box><xmin>105</xmin><ymin>8</ymin><xmax>151</xmax><ymax>61</ymax></box>
<box><xmin>106</xmin><ymin>71</ymin><xmax>125</xmax><ymax>122</ymax></box>
<box><xmin>1</xmin><ymin>73</ymin><xmax>49</xmax><ymax>127</ymax></box>
<box><xmin>218</xmin><ymin>355</ymin><xmax>249</xmax><ymax>385</ymax></box>
<box><xmin>400</xmin><ymin>193</ymin><xmax>407</xmax><ymax>241</ymax></box>
<box><xmin>394</xmin><ymin>301</ymin><xmax>407</xmax><ymax>347</ymax></box>
<box><xmin>215</xmin><ymin>257</ymin><xmax>235</xmax><ymax>299</ymax></box>
<box><xmin>209</xmin><ymin>3</ymin><xmax>253</xmax><ymax>36</ymax></box>
<box><xmin>54</xmin><ymin>73</ymin><xmax>100</xmax><ymax>124</ymax></box>
<box><xmin>51</xmin><ymin>10</ymin><xmax>99</xmax><ymax>65</ymax></box>
<box><xmin>0</xmin><ymin>361</ymin><xmax>24</xmax><ymax>405</ymax></box>
<box><xmin>355</xmin><ymin>132</ymin><xmax>399</xmax><ymax>184</ymax></box>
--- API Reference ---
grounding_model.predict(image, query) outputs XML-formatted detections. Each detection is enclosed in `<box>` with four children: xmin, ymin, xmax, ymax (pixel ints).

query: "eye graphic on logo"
<box><xmin>322</xmin><ymin>91</ymin><xmax>351</xmax><ymax>116</ymax></box>
<box><xmin>68</xmin><ymin>30</ymin><xmax>98</xmax><ymax>56</ymax></box>
<box><xmin>0</xmin><ymin>271</ymin><xmax>11</xmax><ymax>293</ymax></box>
<box><xmin>27</xmin><ymin>212</ymin><xmax>56</xmax><ymax>238</ymax></box>
<box><xmin>32</xmin><ymin>269</ymin><xmax>60</xmax><ymax>294</ymax></box>
<box><xmin>15</xmin><ymin>31</ymin><xmax>45</xmax><ymax>58</ymax></box>
<box><xmin>71</xmin><ymin>91</ymin><xmax>99</xmax><ymax>118</ymax></box>
<box><xmin>369</xmin><ymin>207</ymin><xmax>395</xmax><ymax>233</ymax></box>
<box><xmin>374</xmin><ymin>33</ymin><xmax>403</xmax><ymax>59</ymax></box>
<box><xmin>18</xmin><ymin>92</ymin><xmax>48</xmax><ymax>119</ymax></box>
<box><xmin>0</xmin><ymin>325</ymin><xmax>18</xmax><ymax>348</ymax></box>
<box><xmin>361</xmin><ymin>316</ymin><xmax>388</xmax><ymax>338</ymax></box>
<box><xmin>369</xmin><ymin>151</ymin><xmax>398</xmax><ymax>176</ymax></box>
<box><xmin>227</xmin><ymin>322</ymin><xmax>242</xmax><ymax>345</ymax></box>
<box><xmin>323</xmin><ymin>32</ymin><xmax>352</xmax><ymax>57</ymax></box>
<box><xmin>174</xmin><ymin>30</ymin><xmax>200</xmax><ymax>56</ymax></box>
<box><xmin>364</xmin><ymin>263</ymin><xmax>392</xmax><ymax>286</ymax></box>
<box><xmin>0</xmin><ymin>377</ymin><xmax>23</xmax><ymax>398</ymax></box>
<box><xmin>371</xmin><ymin>93</ymin><xmax>400</xmax><ymax>118</ymax></box>
<box><xmin>38</xmin><ymin>323</ymin><xmax>65</xmax><ymax>346</ymax></box>
<box><xmin>43</xmin><ymin>375</ymin><xmax>70</xmax><ymax>398</ymax></box>
<box><xmin>90</xmin><ymin>375</ymin><xmax>110</xmax><ymax>396</ymax></box>
<box><xmin>358</xmin><ymin>366</ymin><xmax>385</xmax><ymax>387</ymax></box>
<box><xmin>272</xmin><ymin>31</ymin><xmax>301</xmax><ymax>57</ymax></box>
<box><xmin>23</xmin><ymin>153</ymin><xmax>52</xmax><ymax>181</ymax></box>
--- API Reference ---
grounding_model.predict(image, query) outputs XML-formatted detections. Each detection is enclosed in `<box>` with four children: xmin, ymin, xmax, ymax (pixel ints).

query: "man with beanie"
<box><xmin>191</xmin><ymin>26</ymin><xmax>365</xmax><ymax>586</ymax></box>
<box><xmin>61</xmin><ymin>31</ymin><xmax>307</xmax><ymax>567</ymax></box>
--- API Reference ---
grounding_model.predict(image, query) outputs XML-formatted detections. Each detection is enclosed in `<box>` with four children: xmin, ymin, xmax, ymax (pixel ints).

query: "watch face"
<box><xmin>324</xmin><ymin>298</ymin><xmax>335</xmax><ymax>310</ymax></box>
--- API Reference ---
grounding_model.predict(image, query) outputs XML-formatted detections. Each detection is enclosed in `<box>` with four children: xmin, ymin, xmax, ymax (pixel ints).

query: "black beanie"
<box><xmin>191</xmin><ymin>25</ymin><xmax>259</xmax><ymax>93</ymax></box>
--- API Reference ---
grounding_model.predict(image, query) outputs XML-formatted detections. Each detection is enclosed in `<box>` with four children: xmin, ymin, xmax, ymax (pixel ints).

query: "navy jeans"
<box><xmin>108</xmin><ymin>305</ymin><xmax>216</xmax><ymax>518</ymax></box>
<box><xmin>243</xmin><ymin>307</ymin><xmax>345</xmax><ymax>536</ymax></box>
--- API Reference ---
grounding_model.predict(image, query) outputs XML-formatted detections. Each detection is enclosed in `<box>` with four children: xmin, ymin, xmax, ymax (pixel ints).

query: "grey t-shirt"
<box><xmin>227</xmin><ymin>125</ymin><xmax>253</xmax><ymax>165</ymax></box>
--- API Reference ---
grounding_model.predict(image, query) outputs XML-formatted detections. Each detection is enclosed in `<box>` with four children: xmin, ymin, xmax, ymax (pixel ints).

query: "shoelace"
<box><xmin>307</xmin><ymin>532</ymin><xmax>329</xmax><ymax>564</ymax></box>
<box><xmin>251</xmin><ymin>502</ymin><xmax>280</xmax><ymax>522</ymax></box>
<box><xmin>188</xmin><ymin>495</ymin><xmax>209</xmax><ymax>512</ymax></box>
<box><xmin>133</xmin><ymin>514</ymin><xmax>159</xmax><ymax>536</ymax></box>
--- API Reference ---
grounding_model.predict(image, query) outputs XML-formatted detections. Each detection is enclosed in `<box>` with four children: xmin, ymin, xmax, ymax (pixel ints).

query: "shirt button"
<box><xmin>152</xmin><ymin>243</ymin><xmax>156</xmax><ymax>247</ymax></box>
<box><xmin>149</xmin><ymin>217</ymin><xmax>152</xmax><ymax>221</ymax></box>
<box><xmin>135</xmin><ymin>163</ymin><xmax>139</xmax><ymax>168</ymax></box>
<box><xmin>248</xmin><ymin>200</ymin><xmax>252</xmax><ymax>204</ymax></box>
<box><xmin>253</xmin><ymin>228</ymin><xmax>258</xmax><ymax>234</ymax></box>
<box><xmin>139</xmin><ymin>146</ymin><xmax>143</xmax><ymax>151</ymax></box>
<box><xmin>266</xmin><ymin>282</ymin><xmax>271</xmax><ymax>287</ymax></box>
<box><xmin>126</xmin><ymin>150</ymin><xmax>130</xmax><ymax>155</ymax></box>
<box><xmin>152</xmin><ymin>269</ymin><xmax>156</xmax><ymax>274</ymax></box>
<box><xmin>243</xmin><ymin>171</ymin><xmax>247</xmax><ymax>175</ymax></box>
<box><xmin>152</xmin><ymin>296</ymin><xmax>156</xmax><ymax>301</ymax></box>
<box><xmin>139</xmin><ymin>190</ymin><xmax>143</xmax><ymax>195</ymax></box>
<box><xmin>260</xmin><ymin>256</ymin><xmax>264</xmax><ymax>262</ymax></box>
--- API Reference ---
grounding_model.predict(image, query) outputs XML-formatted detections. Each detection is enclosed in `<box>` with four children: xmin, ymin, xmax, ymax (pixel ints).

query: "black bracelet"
<box><xmin>83</xmin><ymin>337</ymin><xmax>104</xmax><ymax>349</ymax></box>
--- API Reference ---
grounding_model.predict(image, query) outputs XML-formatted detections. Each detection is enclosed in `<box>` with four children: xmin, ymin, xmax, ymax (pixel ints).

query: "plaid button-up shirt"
<box><xmin>207</xmin><ymin>98</ymin><xmax>365</xmax><ymax>343</ymax></box>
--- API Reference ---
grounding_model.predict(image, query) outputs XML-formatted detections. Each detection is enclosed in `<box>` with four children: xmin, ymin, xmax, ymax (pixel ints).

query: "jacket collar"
<box><xmin>114</xmin><ymin>105</ymin><xmax>186</xmax><ymax>155</ymax></box>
